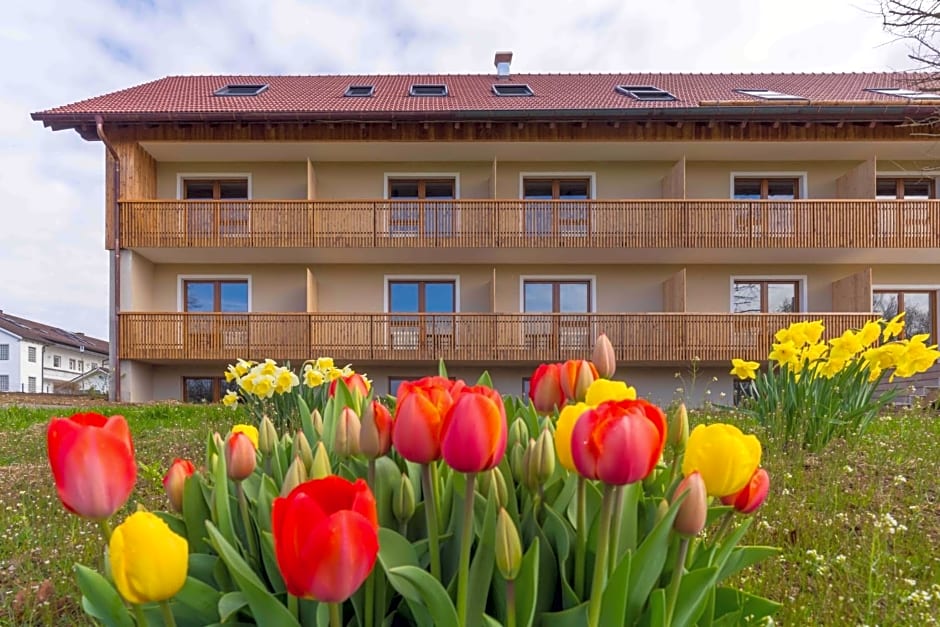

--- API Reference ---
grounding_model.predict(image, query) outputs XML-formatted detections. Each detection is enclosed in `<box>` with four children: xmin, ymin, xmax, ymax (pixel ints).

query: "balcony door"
<box><xmin>387</xmin><ymin>178</ymin><xmax>455</xmax><ymax>237</ymax></box>
<box><xmin>523</xmin><ymin>279</ymin><xmax>592</xmax><ymax>350</ymax></box>
<box><xmin>182</xmin><ymin>177</ymin><xmax>250</xmax><ymax>239</ymax></box>
<box><xmin>388</xmin><ymin>280</ymin><xmax>456</xmax><ymax>354</ymax></box>
<box><xmin>523</xmin><ymin>177</ymin><xmax>591</xmax><ymax>237</ymax></box>
<box><xmin>876</xmin><ymin>177</ymin><xmax>934</xmax><ymax>237</ymax></box>
<box><xmin>873</xmin><ymin>289</ymin><xmax>936</xmax><ymax>340</ymax></box>
<box><xmin>183</xmin><ymin>279</ymin><xmax>250</xmax><ymax>354</ymax></box>
<box><xmin>731</xmin><ymin>279</ymin><xmax>801</xmax><ymax>350</ymax></box>
<box><xmin>732</xmin><ymin>176</ymin><xmax>799</xmax><ymax>237</ymax></box>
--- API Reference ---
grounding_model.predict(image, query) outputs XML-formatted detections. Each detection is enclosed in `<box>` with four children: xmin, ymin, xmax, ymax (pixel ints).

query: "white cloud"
<box><xmin>0</xmin><ymin>0</ymin><xmax>915</xmax><ymax>339</ymax></box>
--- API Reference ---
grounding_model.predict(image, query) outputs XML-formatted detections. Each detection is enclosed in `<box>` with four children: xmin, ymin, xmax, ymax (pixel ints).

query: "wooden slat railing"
<box><xmin>119</xmin><ymin>199</ymin><xmax>940</xmax><ymax>249</ymax></box>
<box><xmin>118</xmin><ymin>312</ymin><xmax>878</xmax><ymax>364</ymax></box>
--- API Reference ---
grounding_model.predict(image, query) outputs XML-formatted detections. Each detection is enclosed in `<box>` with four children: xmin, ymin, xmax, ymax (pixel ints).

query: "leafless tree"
<box><xmin>880</xmin><ymin>1</ymin><xmax>940</xmax><ymax>73</ymax></box>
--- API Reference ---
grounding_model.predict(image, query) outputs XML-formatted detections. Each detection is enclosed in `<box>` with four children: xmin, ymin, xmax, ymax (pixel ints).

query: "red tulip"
<box><xmin>392</xmin><ymin>376</ymin><xmax>464</xmax><ymax>464</ymax></box>
<box><xmin>441</xmin><ymin>385</ymin><xmax>508</xmax><ymax>473</ymax></box>
<box><xmin>571</xmin><ymin>399</ymin><xmax>667</xmax><ymax>485</ymax></box>
<box><xmin>360</xmin><ymin>400</ymin><xmax>393</xmax><ymax>459</ymax></box>
<box><xmin>329</xmin><ymin>373</ymin><xmax>370</xmax><ymax>398</ymax></box>
<box><xmin>225</xmin><ymin>432</ymin><xmax>256</xmax><ymax>481</ymax></box>
<box><xmin>560</xmin><ymin>359</ymin><xmax>598</xmax><ymax>403</ymax></box>
<box><xmin>163</xmin><ymin>458</ymin><xmax>195</xmax><ymax>513</ymax></box>
<box><xmin>273</xmin><ymin>476</ymin><xmax>379</xmax><ymax>603</ymax></box>
<box><xmin>529</xmin><ymin>363</ymin><xmax>564</xmax><ymax>414</ymax></box>
<box><xmin>47</xmin><ymin>413</ymin><xmax>136</xmax><ymax>520</ymax></box>
<box><xmin>721</xmin><ymin>468</ymin><xmax>770</xmax><ymax>514</ymax></box>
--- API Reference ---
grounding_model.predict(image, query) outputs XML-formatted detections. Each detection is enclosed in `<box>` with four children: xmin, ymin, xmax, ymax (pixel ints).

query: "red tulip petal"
<box><xmin>593</xmin><ymin>412</ymin><xmax>662</xmax><ymax>485</ymax></box>
<box><xmin>305</xmin><ymin>510</ymin><xmax>379</xmax><ymax>603</ymax></box>
<box><xmin>571</xmin><ymin>410</ymin><xmax>601</xmax><ymax>479</ymax></box>
<box><xmin>441</xmin><ymin>392</ymin><xmax>507</xmax><ymax>472</ymax></box>
<box><xmin>392</xmin><ymin>393</ymin><xmax>442</xmax><ymax>464</ymax></box>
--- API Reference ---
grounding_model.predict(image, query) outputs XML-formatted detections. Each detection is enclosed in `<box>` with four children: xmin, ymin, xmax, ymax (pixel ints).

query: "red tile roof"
<box><xmin>32</xmin><ymin>72</ymin><xmax>940</xmax><ymax>123</ymax></box>
<box><xmin>0</xmin><ymin>311</ymin><xmax>108</xmax><ymax>355</ymax></box>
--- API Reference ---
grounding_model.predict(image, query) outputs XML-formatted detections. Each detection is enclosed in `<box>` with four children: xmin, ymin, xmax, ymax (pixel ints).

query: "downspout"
<box><xmin>96</xmin><ymin>116</ymin><xmax>121</xmax><ymax>402</ymax></box>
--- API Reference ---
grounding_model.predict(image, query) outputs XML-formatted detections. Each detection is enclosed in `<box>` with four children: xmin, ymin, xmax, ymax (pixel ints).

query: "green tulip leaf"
<box><xmin>259</xmin><ymin>530</ymin><xmax>286</xmax><ymax>593</ymax></box>
<box><xmin>710</xmin><ymin>518</ymin><xmax>753</xmax><ymax>571</ymax></box>
<box><xmin>672</xmin><ymin>566</ymin><xmax>720</xmax><ymax>627</ymax></box>
<box><xmin>717</xmin><ymin>546</ymin><xmax>780</xmax><ymax>583</ymax></box>
<box><xmin>514</xmin><ymin>538</ymin><xmax>540</xmax><ymax>627</ymax></box>
<box><xmin>219</xmin><ymin>591</ymin><xmax>248</xmax><ymax>622</ymax></box>
<box><xmin>438</xmin><ymin>358</ymin><xmax>449</xmax><ymax>379</ymax></box>
<box><xmin>374</xmin><ymin>456</ymin><xmax>403</xmax><ymax>529</ymax></box>
<box><xmin>298</xmin><ymin>396</ymin><xmax>316</xmax><ymax>447</ymax></box>
<box><xmin>174</xmin><ymin>575</ymin><xmax>222</xmax><ymax>624</ymax></box>
<box><xmin>539</xmin><ymin>601</ymin><xmax>588</xmax><ymax>627</ymax></box>
<box><xmin>483</xmin><ymin>615</ymin><xmax>502</xmax><ymax>627</ymax></box>
<box><xmin>377</xmin><ymin>527</ymin><xmax>420</xmax><ymax>570</ymax></box>
<box><xmin>73</xmin><ymin>564</ymin><xmax>134</xmax><ymax>627</ymax></box>
<box><xmin>206</xmin><ymin>521</ymin><xmax>301</xmax><ymax>627</ymax></box>
<box><xmin>599</xmin><ymin>550</ymin><xmax>631</xmax><ymax>626</ymax></box>
<box><xmin>211</xmin><ymin>450</ymin><xmax>238</xmax><ymax>550</ymax></box>
<box><xmin>713</xmin><ymin>587</ymin><xmax>782</xmax><ymax>623</ymax></box>
<box><xmin>253</xmin><ymin>474</ymin><xmax>279</xmax><ymax>535</ymax></box>
<box><xmin>646</xmin><ymin>588</ymin><xmax>667</xmax><ymax>627</ymax></box>
<box><xmin>386</xmin><ymin>565</ymin><xmax>458</xmax><ymax>627</ymax></box>
<box><xmin>466</xmin><ymin>493</ymin><xmax>497</xmax><ymax>627</ymax></box>
<box><xmin>475</xmin><ymin>370</ymin><xmax>494</xmax><ymax>388</ymax></box>
<box><xmin>188</xmin><ymin>554</ymin><xmax>219</xmax><ymax>587</ymax></box>
<box><xmin>182</xmin><ymin>473</ymin><xmax>213</xmax><ymax>554</ymax></box>
<box><xmin>625</xmin><ymin>495</ymin><xmax>682</xmax><ymax>625</ymax></box>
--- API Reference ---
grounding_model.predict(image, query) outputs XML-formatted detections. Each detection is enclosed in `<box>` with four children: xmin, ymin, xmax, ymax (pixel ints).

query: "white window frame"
<box><xmin>729</xmin><ymin>275</ymin><xmax>808</xmax><ymax>313</ymax></box>
<box><xmin>27</xmin><ymin>346</ymin><xmax>37</xmax><ymax>363</ymax></box>
<box><xmin>176</xmin><ymin>173</ymin><xmax>253</xmax><ymax>200</ymax></box>
<box><xmin>383</xmin><ymin>173</ymin><xmax>462</xmax><ymax>239</ymax></box>
<box><xmin>518</xmin><ymin>172</ymin><xmax>597</xmax><ymax>238</ymax></box>
<box><xmin>0</xmin><ymin>374</ymin><xmax>8</xmax><ymax>392</ymax></box>
<box><xmin>728</xmin><ymin>172</ymin><xmax>808</xmax><ymax>199</ymax></box>
<box><xmin>383</xmin><ymin>275</ymin><xmax>462</xmax><ymax>313</ymax></box>
<box><xmin>177</xmin><ymin>275</ymin><xmax>253</xmax><ymax>312</ymax></box>
<box><xmin>0</xmin><ymin>343</ymin><xmax>8</xmax><ymax>361</ymax></box>
<box><xmin>872</xmin><ymin>284</ymin><xmax>940</xmax><ymax>338</ymax></box>
<box><xmin>519</xmin><ymin>275</ymin><xmax>598</xmax><ymax>313</ymax></box>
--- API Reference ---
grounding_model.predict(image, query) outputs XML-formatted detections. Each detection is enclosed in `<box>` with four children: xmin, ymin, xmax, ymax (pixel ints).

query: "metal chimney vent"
<box><xmin>494</xmin><ymin>51</ymin><xmax>513</xmax><ymax>78</ymax></box>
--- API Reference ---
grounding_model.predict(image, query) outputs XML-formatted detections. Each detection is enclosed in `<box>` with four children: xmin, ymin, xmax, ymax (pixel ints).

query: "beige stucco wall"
<box><xmin>312</xmin><ymin>162</ymin><xmax>492</xmax><ymax>199</ymax></box>
<box><xmin>121</xmin><ymin>360</ymin><xmax>153</xmax><ymax>402</ymax></box>
<box><xmin>493</xmin><ymin>161</ymin><xmax>675</xmax><ymax>199</ymax></box>
<box><xmin>121</xmin><ymin>251</ymin><xmax>154</xmax><ymax>311</ymax></box>
<box><xmin>156</xmin><ymin>162</ymin><xmax>307</xmax><ymax>199</ymax></box>
<box><xmin>685</xmin><ymin>161</ymin><xmax>857</xmax><ymax>199</ymax></box>
<box><xmin>148</xmin><ymin>264</ymin><xmax>308</xmax><ymax>312</ymax></box>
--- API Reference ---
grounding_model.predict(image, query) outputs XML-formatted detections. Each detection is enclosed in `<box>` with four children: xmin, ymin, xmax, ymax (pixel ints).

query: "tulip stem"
<box><xmin>288</xmin><ymin>594</ymin><xmax>298</xmax><ymax>621</ymax></box>
<box><xmin>586</xmin><ymin>485</ymin><xmax>615</xmax><ymax>627</ymax></box>
<box><xmin>329</xmin><ymin>602</ymin><xmax>342</xmax><ymax>627</ymax></box>
<box><xmin>236</xmin><ymin>482</ymin><xmax>259</xmax><ymax>565</ymax></box>
<box><xmin>421</xmin><ymin>464</ymin><xmax>441</xmax><ymax>580</ymax></box>
<box><xmin>665</xmin><ymin>537</ymin><xmax>691</xmax><ymax>627</ymax></box>
<box><xmin>132</xmin><ymin>603</ymin><xmax>148</xmax><ymax>626</ymax></box>
<box><xmin>456</xmin><ymin>472</ymin><xmax>477</xmax><ymax>627</ymax></box>
<box><xmin>711</xmin><ymin>510</ymin><xmax>735</xmax><ymax>549</ymax></box>
<box><xmin>367</xmin><ymin>459</ymin><xmax>376</xmax><ymax>491</ymax></box>
<box><xmin>98</xmin><ymin>518</ymin><xmax>113</xmax><ymax>543</ymax></box>
<box><xmin>159</xmin><ymin>600</ymin><xmax>177</xmax><ymax>627</ymax></box>
<box><xmin>574</xmin><ymin>476</ymin><xmax>587</xmax><ymax>600</ymax></box>
<box><xmin>607</xmin><ymin>485</ymin><xmax>623</xmax><ymax>575</ymax></box>
<box><xmin>365</xmin><ymin>567</ymin><xmax>375</xmax><ymax>627</ymax></box>
<box><xmin>506</xmin><ymin>579</ymin><xmax>517</xmax><ymax>627</ymax></box>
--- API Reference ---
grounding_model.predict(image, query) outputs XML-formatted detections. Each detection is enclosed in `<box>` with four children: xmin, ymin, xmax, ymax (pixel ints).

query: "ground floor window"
<box><xmin>873</xmin><ymin>289</ymin><xmax>936</xmax><ymax>340</ymax></box>
<box><xmin>733</xmin><ymin>379</ymin><xmax>756</xmax><ymax>406</ymax></box>
<box><xmin>0</xmin><ymin>375</ymin><xmax>8</xmax><ymax>392</ymax></box>
<box><xmin>522</xmin><ymin>377</ymin><xmax>531</xmax><ymax>398</ymax></box>
<box><xmin>27</xmin><ymin>377</ymin><xmax>37</xmax><ymax>393</ymax></box>
<box><xmin>183</xmin><ymin>377</ymin><xmax>235</xmax><ymax>403</ymax></box>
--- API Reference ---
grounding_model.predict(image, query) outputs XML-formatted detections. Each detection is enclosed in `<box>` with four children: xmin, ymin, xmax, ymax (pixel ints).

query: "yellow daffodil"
<box><xmin>584</xmin><ymin>378</ymin><xmax>637</xmax><ymax>405</ymax></box>
<box><xmin>768</xmin><ymin>341</ymin><xmax>799</xmax><ymax>368</ymax></box>
<box><xmin>682</xmin><ymin>423</ymin><xmax>761</xmax><ymax>497</ymax></box>
<box><xmin>803</xmin><ymin>320</ymin><xmax>825</xmax><ymax>345</ymax></box>
<box><xmin>232</xmin><ymin>424</ymin><xmax>259</xmax><ymax>449</ymax></box>
<box><xmin>800</xmin><ymin>342</ymin><xmax>828</xmax><ymax>366</ymax></box>
<box><xmin>828</xmin><ymin>330</ymin><xmax>863</xmax><ymax>361</ymax></box>
<box><xmin>224</xmin><ymin>366</ymin><xmax>238</xmax><ymax>383</ymax></box>
<box><xmin>252</xmin><ymin>375</ymin><xmax>276</xmax><ymax>399</ymax></box>
<box><xmin>858</xmin><ymin>320</ymin><xmax>882</xmax><ymax>348</ymax></box>
<box><xmin>239</xmin><ymin>374</ymin><xmax>256</xmax><ymax>394</ymax></box>
<box><xmin>816</xmin><ymin>358</ymin><xmax>846</xmax><ymax>379</ymax></box>
<box><xmin>274</xmin><ymin>368</ymin><xmax>300</xmax><ymax>394</ymax></box>
<box><xmin>315</xmin><ymin>357</ymin><xmax>335</xmax><ymax>371</ymax></box>
<box><xmin>109</xmin><ymin>511</ymin><xmax>188</xmax><ymax>604</ymax></box>
<box><xmin>234</xmin><ymin>358</ymin><xmax>254</xmax><ymax>377</ymax></box>
<box><xmin>729</xmin><ymin>358</ymin><xmax>759</xmax><ymax>380</ymax></box>
<box><xmin>222</xmin><ymin>390</ymin><xmax>239</xmax><ymax>408</ymax></box>
<box><xmin>303</xmin><ymin>366</ymin><xmax>325</xmax><ymax>388</ymax></box>
<box><xmin>882</xmin><ymin>312</ymin><xmax>905</xmax><ymax>341</ymax></box>
<box><xmin>326</xmin><ymin>367</ymin><xmax>344</xmax><ymax>381</ymax></box>
<box><xmin>553</xmin><ymin>402</ymin><xmax>591</xmax><ymax>472</ymax></box>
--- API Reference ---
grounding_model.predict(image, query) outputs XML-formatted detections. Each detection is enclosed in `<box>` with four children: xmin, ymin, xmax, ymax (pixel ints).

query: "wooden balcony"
<box><xmin>119</xmin><ymin>199</ymin><xmax>940</xmax><ymax>250</ymax></box>
<box><xmin>118</xmin><ymin>312</ymin><xmax>877</xmax><ymax>365</ymax></box>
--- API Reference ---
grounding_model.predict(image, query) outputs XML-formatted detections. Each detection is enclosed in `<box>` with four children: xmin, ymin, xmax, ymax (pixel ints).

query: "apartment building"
<box><xmin>0</xmin><ymin>310</ymin><xmax>108</xmax><ymax>394</ymax></box>
<box><xmin>32</xmin><ymin>54</ymin><xmax>940</xmax><ymax>405</ymax></box>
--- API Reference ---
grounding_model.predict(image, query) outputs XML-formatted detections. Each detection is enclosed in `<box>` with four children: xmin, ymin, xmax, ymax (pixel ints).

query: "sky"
<box><xmin>0</xmin><ymin>0</ymin><xmax>918</xmax><ymax>340</ymax></box>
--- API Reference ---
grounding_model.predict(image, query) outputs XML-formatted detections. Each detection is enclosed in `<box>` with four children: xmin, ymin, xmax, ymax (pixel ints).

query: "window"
<box><xmin>344</xmin><ymin>85</ymin><xmax>375</xmax><ymax>97</ymax></box>
<box><xmin>28</xmin><ymin>377</ymin><xmax>36</xmax><ymax>393</ymax></box>
<box><xmin>388</xmin><ymin>377</ymin><xmax>413</xmax><ymax>396</ymax></box>
<box><xmin>733</xmin><ymin>177</ymin><xmax>800</xmax><ymax>199</ymax></box>
<box><xmin>522</xmin><ymin>377</ymin><xmax>531</xmax><ymax>399</ymax></box>
<box><xmin>409</xmin><ymin>84</ymin><xmax>448</xmax><ymax>97</ymax></box>
<box><xmin>493</xmin><ymin>84</ymin><xmax>534</xmax><ymax>96</ymax></box>
<box><xmin>523</xmin><ymin>177</ymin><xmax>591</xmax><ymax>236</ymax></box>
<box><xmin>53</xmin><ymin>355</ymin><xmax>61</xmax><ymax>368</ymax></box>
<box><xmin>69</xmin><ymin>359</ymin><xmax>76</xmax><ymax>370</ymax></box>
<box><xmin>523</xmin><ymin>279</ymin><xmax>592</xmax><ymax>350</ymax></box>
<box><xmin>735</xmin><ymin>89</ymin><xmax>804</xmax><ymax>101</ymax></box>
<box><xmin>524</xmin><ymin>280</ymin><xmax>591</xmax><ymax>313</ymax></box>
<box><xmin>876</xmin><ymin>178</ymin><xmax>934</xmax><ymax>199</ymax></box>
<box><xmin>183</xmin><ymin>280</ymin><xmax>249</xmax><ymax>312</ymax></box>
<box><xmin>866</xmin><ymin>87</ymin><xmax>940</xmax><ymax>99</ymax></box>
<box><xmin>214</xmin><ymin>84</ymin><xmax>268</xmax><ymax>96</ymax></box>
<box><xmin>732</xmin><ymin>177</ymin><xmax>799</xmax><ymax>236</ymax></box>
<box><xmin>183</xmin><ymin>178</ymin><xmax>249</xmax><ymax>200</ymax></box>
<box><xmin>389</xmin><ymin>280</ymin><xmax>457</xmax><ymax>313</ymax></box>
<box><xmin>0</xmin><ymin>344</ymin><xmax>7</xmax><ymax>360</ymax></box>
<box><xmin>388</xmin><ymin>280</ymin><xmax>456</xmax><ymax>352</ymax></box>
<box><xmin>0</xmin><ymin>375</ymin><xmax>7</xmax><ymax>392</ymax></box>
<box><xmin>733</xmin><ymin>380</ymin><xmax>756</xmax><ymax>406</ymax></box>
<box><xmin>387</xmin><ymin>178</ymin><xmax>455</xmax><ymax>237</ymax></box>
<box><xmin>78</xmin><ymin>360</ymin><xmax>84</xmax><ymax>371</ymax></box>
<box><xmin>876</xmin><ymin>177</ymin><xmax>934</xmax><ymax>236</ymax></box>
<box><xmin>182</xmin><ymin>177</ymin><xmax>250</xmax><ymax>238</ymax></box>
<box><xmin>732</xmin><ymin>280</ymin><xmax>800</xmax><ymax>313</ymax></box>
<box><xmin>615</xmin><ymin>85</ymin><xmax>677</xmax><ymax>101</ymax></box>
<box><xmin>873</xmin><ymin>290</ymin><xmax>936</xmax><ymax>339</ymax></box>
<box><xmin>27</xmin><ymin>347</ymin><xmax>36</xmax><ymax>363</ymax></box>
<box><xmin>183</xmin><ymin>377</ymin><xmax>236</xmax><ymax>403</ymax></box>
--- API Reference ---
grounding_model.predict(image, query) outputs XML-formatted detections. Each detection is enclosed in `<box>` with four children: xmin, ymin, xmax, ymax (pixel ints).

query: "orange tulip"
<box><xmin>721</xmin><ymin>468</ymin><xmax>770</xmax><ymax>514</ymax></box>
<box><xmin>273</xmin><ymin>476</ymin><xmax>379</xmax><ymax>603</ymax></box>
<box><xmin>529</xmin><ymin>363</ymin><xmax>564</xmax><ymax>414</ymax></box>
<box><xmin>360</xmin><ymin>400</ymin><xmax>393</xmax><ymax>459</ymax></box>
<box><xmin>163</xmin><ymin>458</ymin><xmax>195</xmax><ymax>513</ymax></box>
<box><xmin>225</xmin><ymin>432</ymin><xmax>256</xmax><ymax>481</ymax></box>
<box><xmin>560</xmin><ymin>359</ymin><xmax>598</xmax><ymax>403</ymax></box>
<box><xmin>570</xmin><ymin>399</ymin><xmax>666</xmax><ymax>485</ymax></box>
<box><xmin>329</xmin><ymin>373</ymin><xmax>370</xmax><ymax>398</ymax></box>
<box><xmin>392</xmin><ymin>376</ymin><xmax>464</xmax><ymax>464</ymax></box>
<box><xmin>47</xmin><ymin>413</ymin><xmax>136</xmax><ymax>520</ymax></box>
<box><xmin>441</xmin><ymin>385</ymin><xmax>508</xmax><ymax>472</ymax></box>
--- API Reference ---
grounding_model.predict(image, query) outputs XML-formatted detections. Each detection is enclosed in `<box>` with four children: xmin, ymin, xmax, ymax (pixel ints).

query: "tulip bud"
<box><xmin>162</xmin><ymin>458</ymin><xmax>195</xmax><ymax>513</ymax></box>
<box><xmin>561</xmin><ymin>360</ymin><xmax>598</xmax><ymax>403</ymax></box>
<box><xmin>334</xmin><ymin>407</ymin><xmax>362</xmax><ymax>457</ymax></box>
<box><xmin>592</xmin><ymin>333</ymin><xmax>617</xmax><ymax>379</ymax></box>
<box><xmin>669</xmin><ymin>403</ymin><xmax>689</xmax><ymax>451</ymax></box>
<box><xmin>392</xmin><ymin>473</ymin><xmax>416</xmax><ymax>526</ymax></box>
<box><xmin>479</xmin><ymin>467</ymin><xmax>509</xmax><ymax>508</ymax></box>
<box><xmin>521</xmin><ymin>438</ymin><xmax>540</xmax><ymax>492</ymax></box>
<box><xmin>311</xmin><ymin>441</ymin><xmax>332</xmax><ymax>479</ymax></box>
<box><xmin>281</xmin><ymin>432</ymin><xmax>293</xmax><ymax>450</ymax></box>
<box><xmin>533</xmin><ymin>428</ymin><xmax>556</xmax><ymax>485</ymax></box>
<box><xmin>212</xmin><ymin>431</ymin><xmax>225</xmax><ymax>453</ymax></box>
<box><xmin>311</xmin><ymin>409</ymin><xmax>324</xmax><ymax>437</ymax></box>
<box><xmin>280</xmin><ymin>456</ymin><xmax>308</xmax><ymax>497</ymax></box>
<box><xmin>721</xmin><ymin>468</ymin><xmax>770</xmax><ymax>515</ymax></box>
<box><xmin>508</xmin><ymin>418</ymin><xmax>529</xmax><ymax>449</ymax></box>
<box><xmin>509</xmin><ymin>443</ymin><xmax>526</xmax><ymax>485</ymax></box>
<box><xmin>655</xmin><ymin>498</ymin><xmax>670</xmax><ymax>525</ymax></box>
<box><xmin>360</xmin><ymin>400</ymin><xmax>393</xmax><ymax>459</ymax></box>
<box><xmin>293</xmin><ymin>430</ymin><xmax>314</xmax><ymax>472</ymax></box>
<box><xmin>673</xmin><ymin>471</ymin><xmax>707</xmax><ymax>536</ymax></box>
<box><xmin>225</xmin><ymin>432</ymin><xmax>256</xmax><ymax>482</ymax></box>
<box><xmin>259</xmin><ymin>415</ymin><xmax>277</xmax><ymax>456</ymax></box>
<box><xmin>495</xmin><ymin>508</ymin><xmax>523</xmax><ymax>580</ymax></box>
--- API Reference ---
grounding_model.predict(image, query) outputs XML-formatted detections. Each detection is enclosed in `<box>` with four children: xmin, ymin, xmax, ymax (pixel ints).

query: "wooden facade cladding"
<box><xmin>106</xmin><ymin>141</ymin><xmax>157</xmax><ymax>248</ymax></box>
<box><xmin>118</xmin><ymin>312</ymin><xmax>877</xmax><ymax>365</ymax></box>
<box><xmin>118</xmin><ymin>199</ymin><xmax>940</xmax><ymax>250</ymax></box>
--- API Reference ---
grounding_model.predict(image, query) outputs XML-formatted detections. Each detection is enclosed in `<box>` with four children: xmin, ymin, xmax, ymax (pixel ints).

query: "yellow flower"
<box><xmin>253</xmin><ymin>375</ymin><xmax>276</xmax><ymax>399</ymax></box>
<box><xmin>729</xmin><ymin>358</ymin><xmax>759</xmax><ymax>380</ymax></box>
<box><xmin>803</xmin><ymin>320</ymin><xmax>825</xmax><ymax>345</ymax></box>
<box><xmin>109</xmin><ymin>511</ymin><xmax>188</xmax><ymax>604</ymax></box>
<box><xmin>222</xmin><ymin>390</ymin><xmax>239</xmax><ymax>408</ymax></box>
<box><xmin>554</xmin><ymin>402</ymin><xmax>591</xmax><ymax>472</ymax></box>
<box><xmin>326</xmin><ymin>368</ymin><xmax>344</xmax><ymax>382</ymax></box>
<box><xmin>274</xmin><ymin>368</ymin><xmax>300</xmax><ymax>394</ymax></box>
<box><xmin>768</xmin><ymin>341</ymin><xmax>799</xmax><ymax>368</ymax></box>
<box><xmin>817</xmin><ymin>358</ymin><xmax>846</xmax><ymax>379</ymax></box>
<box><xmin>828</xmin><ymin>330</ymin><xmax>863</xmax><ymax>361</ymax></box>
<box><xmin>800</xmin><ymin>342</ymin><xmax>828</xmax><ymax>366</ymax></box>
<box><xmin>234</xmin><ymin>359</ymin><xmax>253</xmax><ymax>377</ymax></box>
<box><xmin>682</xmin><ymin>423</ymin><xmax>762</xmax><ymax>497</ymax></box>
<box><xmin>882</xmin><ymin>312</ymin><xmax>905</xmax><ymax>341</ymax></box>
<box><xmin>315</xmin><ymin>357</ymin><xmax>335</xmax><ymax>371</ymax></box>
<box><xmin>238</xmin><ymin>374</ymin><xmax>256</xmax><ymax>394</ymax></box>
<box><xmin>858</xmin><ymin>321</ymin><xmax>882</xmax><ymax>348</ymax></box>
<box><xmin>893</xmin><ymin>335</ymin><xmax>940</xmax><ymax>378</ymax></box>
<box><xmin>775</xmin><ymin>321</ymin><xmax>810</xmax><ymax>348</ymax></box>
<box><xmin>867</xmin><ymin>366</ymin><xmax>883</xmax><ymax>382</ymax></box>
<box><xmin>303</xmin><ymin>366</ymin><xmax>325</xmax><ymax>388</ymax></box>
<box><xmin>257</xmin><ymin>358</ymin><xmax>278</xmax><ymax>376</ymax></box>
<box><xmin>232</xmin><ymin>424</ymin><xmax>259</xmax><ymax>449</ymax></box>
<box><xmin>224</xmin><ymin>366</ymin><xmax>238</xmax><ymax>383</ymax></box>
<box><xmin>584</xmin><ymin>379</ymin><xmax>636</xmax><ymax>405</ymax></box>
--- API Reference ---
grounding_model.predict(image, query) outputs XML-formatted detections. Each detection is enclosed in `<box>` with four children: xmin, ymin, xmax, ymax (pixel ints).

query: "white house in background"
<box><xmin>0</xmin><ymin>310</ymin><xmax>109</xmax><ymax>394</ymax></box>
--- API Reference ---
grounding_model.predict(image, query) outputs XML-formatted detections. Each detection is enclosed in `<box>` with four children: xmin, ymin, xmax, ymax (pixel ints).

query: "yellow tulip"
<box><xmin>109</xmin><ymin>511</ymin><xmax>188</xmax><ymax>604</ymax></box>
<box><xmin>232</xmin><ymin>424</ymin><xmax>259</xmax><ymax>449</ymax></box>
<box><xmin>584</xmin><ymin>379</ymin><xmax>636</xmax><ymax>405</ymax></box>
<box><xmin>729</xmin><ymin>358</ymin><xmax>759</xmax><ymax>380</ymax></box>
<box><xmin>554</xmin><ymin>402</ymin><xmax>591</xmax><ymax>472</ymax></box>
<box><xmin>682</xmin><ymin>423</ymin><xmax>761</xmax><ymax>497</ymax></box>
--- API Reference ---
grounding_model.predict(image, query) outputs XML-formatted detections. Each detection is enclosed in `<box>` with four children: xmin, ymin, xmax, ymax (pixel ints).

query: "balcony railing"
<box><xmin>118</xmin><ymin>312</ymin><xmax>877</xmax><ymax>364</ymax></box>
<box><xmin>119</xmin><ymin>199</ymin><xmax>940</xmax><ymax>249</ymax></box>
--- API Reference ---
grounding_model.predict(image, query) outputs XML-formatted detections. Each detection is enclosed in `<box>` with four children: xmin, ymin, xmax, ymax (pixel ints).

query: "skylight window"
<box><xmin>344</xmin><ymin>85</ymin><xmax>375</xmax><ymax>97</ymax></box>
<box><xmin>214</xmin><ymin>84</ymin><xmax>269</xmax><ymax>97</ymax></box>
<box><xmin>410</xmin><ymin>84</ymin><xmax>448</xmax><ymax>97</ymax></box>
<box><xmin>492</xmin><ymin>84</ymin><xmax>534</xmax><ymax>96</ymax></box>
<box><xmin>866</xmin><ymin>87</ymin><xmax>940</xmax><ymax>99</ymax></box>
<box><xmin>736</xmin><ymin>89</ymin><xmax>805</xmax><ymax>101</ymax></box>
<box><xmin>615</xmin><ymin>85</ymin><xmax>677</xmax><ymax>101</ymax></box>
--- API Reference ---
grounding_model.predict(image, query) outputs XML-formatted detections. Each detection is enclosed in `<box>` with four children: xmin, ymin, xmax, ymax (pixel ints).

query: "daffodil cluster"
<box><xmin>223</xmin><ymin>358</ymin><xmax>301</xmax><ymax>401</ymax></box>
<box><xmin>300</xmin><ymin>357</ymin><xmax>367</xmax><ymax>389</ymax></box>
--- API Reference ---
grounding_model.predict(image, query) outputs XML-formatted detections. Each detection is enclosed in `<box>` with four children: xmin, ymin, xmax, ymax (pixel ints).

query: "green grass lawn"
<box><xmin>0</xmin><ymin>403</ymin><xmax>937</xmax><ymax>625</ymax></box>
